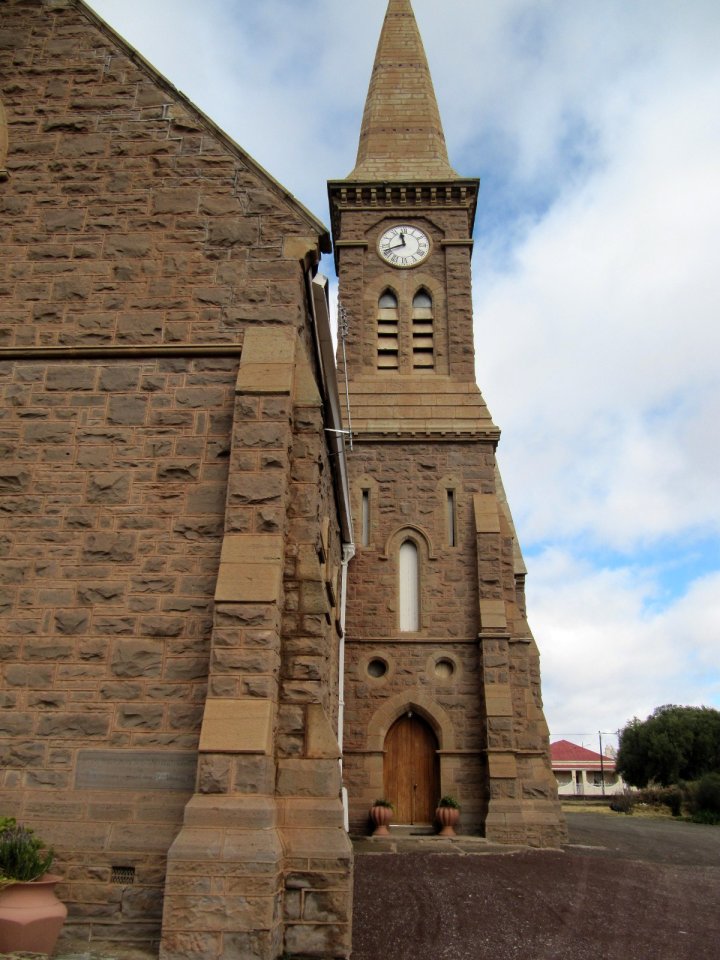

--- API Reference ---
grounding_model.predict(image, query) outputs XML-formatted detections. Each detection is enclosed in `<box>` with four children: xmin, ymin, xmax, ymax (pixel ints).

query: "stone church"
<box><xmin>0</xmin><ymin>1</ymin><xmax>565</xmax><ymax>957</ymax></box>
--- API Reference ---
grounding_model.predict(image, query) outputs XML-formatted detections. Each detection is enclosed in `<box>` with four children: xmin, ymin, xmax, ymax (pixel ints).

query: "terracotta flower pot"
<box><xmin>0</xmin><ymin>874</ymin><xmax>67</xmax><ymax>955</ymax></box>
<box><xmin>436</xmin><ymin>806</ymin><xmax>460</xmax><ymax>837</ymax></box>
<box><xmin>369</xmin><ymin>805</ymin><xmax>393</xmax><ymax>836</ymax></box>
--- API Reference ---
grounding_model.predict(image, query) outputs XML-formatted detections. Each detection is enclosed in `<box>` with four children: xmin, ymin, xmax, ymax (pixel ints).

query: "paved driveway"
<box><xmin>565</xmin><ymin>809</ymin><xmax>720</xmax><ymax>865</ymax></box>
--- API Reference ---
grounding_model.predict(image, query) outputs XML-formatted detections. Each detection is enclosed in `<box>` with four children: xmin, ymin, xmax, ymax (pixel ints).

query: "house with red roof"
<box><xmin>551</xmin><ymin>740</ymin><xmax>630</xmax><ymax>797</ymax></box>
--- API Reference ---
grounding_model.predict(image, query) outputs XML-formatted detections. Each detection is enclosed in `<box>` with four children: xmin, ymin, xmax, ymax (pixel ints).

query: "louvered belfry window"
<box><xmin>412</xmin><ymin>289</ymin><xmax>434</xmax><ymax>370</ymax></box>
<box><xmin>377</xmin><ymin>290</ymin><xmax>399</xmax><ymax>370</ymax></box>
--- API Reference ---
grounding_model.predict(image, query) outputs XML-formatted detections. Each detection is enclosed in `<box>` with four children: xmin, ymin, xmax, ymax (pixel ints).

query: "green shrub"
<box><xmin>438</xmin><ymin>795</ymin><xmax>461</xmax><ymax>809</ymax></box>
<box><xmin>0</xmin><ymin>822</ymin><xmax>54</xmax><ymax>885</ymax></box>
<box><xmin>690</xmin><ymin>808</ymin><xmax>720</xmax><ymax>825</ymax></box>
<box><xmin>609</xmin><ymin>792</ymin><xmax>635</xmax><ymax>814</ymax></box>
<box><xmin>681</xmin><ymin>774</ymin><xmax>720</xmax><ymax>824</ymax></box>
<box><xmin>637</xmin><ymin>785</ymin><xmax>683</xmax><ymax>816</ymax></box>
<box><xmin>695</xmin><ymin>772</ymin><xmax>720</xmax><ymax>816</ymax></box>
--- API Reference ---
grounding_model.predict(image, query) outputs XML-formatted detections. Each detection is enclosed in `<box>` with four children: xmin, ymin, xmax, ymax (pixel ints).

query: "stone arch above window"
<box><xmin>412</xmin><ymin>287</ymin><xmax>434</xmax><ymax>370</ymax></box>
<box><xmin>382</xmin><ymin>523</ymin><xmax>436</xmax><ymax>561</ymax></box>
<box><xmin>0</xmin><ymin>97</ymin><xmax>9</xmax><ymax>181</ymax></box>
<box><xmin>377</xmin><ymin>288</ymin><xmax>399</xmax><ymax>370</ymax></box>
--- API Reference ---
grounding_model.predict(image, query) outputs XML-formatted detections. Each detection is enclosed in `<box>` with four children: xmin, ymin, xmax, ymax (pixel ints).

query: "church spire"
<box><xmin>348</xmin><ymin>0</ymin><xmax>458</xmax><ymax>181</ymax></box>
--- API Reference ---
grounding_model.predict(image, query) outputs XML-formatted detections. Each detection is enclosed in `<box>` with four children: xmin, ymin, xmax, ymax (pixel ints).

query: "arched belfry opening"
<box><xmin>384</xmin><ymin>711</ymin><xmax>439</xmax><ymax>824</ymax></box>
<box><xmin>377</xmin><ymin>288</ymin><xmax>399</xmax><ymax>369</ymax></box>
<box><xmin>412</xmin><ymin>288</ymin><xmax>434</xmax><ymax>370</ymax></box>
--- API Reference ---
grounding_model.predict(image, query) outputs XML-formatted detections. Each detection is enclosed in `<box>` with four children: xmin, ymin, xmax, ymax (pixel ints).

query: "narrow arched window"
<box><xmin>361</xmin><ymin>489</ymin><xmax>371</xmax><ymax>547</ymax></box>
<box><xmin>446</xmin><ymin>489</ymin><xmax>457</xmax><ymax>547</ymax></box>
<box><xmin>412</xmin><ymin>289</ymin><xmax>434</xmax><ymax>370</ymax></box>
<box><xmin>399</xmin><ymin>540</ymin><xmax>420</xmax><ymax>632</ymax></box>
<box><xmin>377</xmin><ymin>290</ymin><xmax>399</xmax><ymax>370</ymax></box>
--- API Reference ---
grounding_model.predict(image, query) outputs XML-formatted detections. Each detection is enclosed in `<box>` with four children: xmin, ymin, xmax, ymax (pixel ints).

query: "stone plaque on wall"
<box><xmin>76</xmin><ymin>750</ymin><xmax>197</xmax><ymax>791</ymax></box>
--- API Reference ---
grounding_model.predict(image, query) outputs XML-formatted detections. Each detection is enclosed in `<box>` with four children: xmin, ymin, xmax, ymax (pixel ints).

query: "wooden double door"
<box><xmin>384</xmin><ymin>713</ymin><xmax>440</xmax><ymax>824</ymax></box>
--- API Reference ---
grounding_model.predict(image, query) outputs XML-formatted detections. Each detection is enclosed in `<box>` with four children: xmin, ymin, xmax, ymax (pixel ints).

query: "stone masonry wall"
<box><xmin>333</xmin><ymin>205</ymin><xmax>476</xmax><ymax>382</ymax></box>
<box><xmin>0</xmin><ymin>354</ymin><xmax>235</xmax><ymax>941</ymax></box>
<box><xmin>334</xmin><ymin>191</ymin><xmax>564</xmax><ymax>846</ymax></box>
<box><xmin>0</xmin><ymin>0</ymin><xmax>314</xmax><ymax>354</ymax></box>
<box><xmin>1</xmin><ymin>0</ymin><xmax>352</xmax><ymax>951</ymax></box>
<box><xmin>342</xmin><ymin>437</ymin><xmax>495</xmax><ymax>833</ymax></box>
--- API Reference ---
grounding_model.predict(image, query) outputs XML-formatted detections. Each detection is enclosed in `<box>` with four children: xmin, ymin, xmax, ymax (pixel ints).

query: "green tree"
<box><xmin>616</xmin><ymin>705</ymin><xmax>720</xmax><ymax>787</ymax></box>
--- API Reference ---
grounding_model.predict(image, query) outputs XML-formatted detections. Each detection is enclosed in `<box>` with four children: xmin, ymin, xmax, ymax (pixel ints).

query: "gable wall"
<box><xmin>0</xmin><ymin>2</ymin><xmax>351</xmax><ymax>953</ymax></box>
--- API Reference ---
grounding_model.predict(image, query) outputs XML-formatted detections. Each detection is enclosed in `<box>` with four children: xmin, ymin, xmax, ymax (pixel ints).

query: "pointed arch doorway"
<box><xmin>384</xmin><ymin>712</ymin><xmax>440</xmax><ymax>824</ymax></box>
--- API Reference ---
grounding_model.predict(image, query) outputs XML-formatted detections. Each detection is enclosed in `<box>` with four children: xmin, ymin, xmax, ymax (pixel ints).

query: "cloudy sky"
<box><xmin>87</xmin><ymin>0</ymin><xmax>720</xmax><ymax>751</ymax></box>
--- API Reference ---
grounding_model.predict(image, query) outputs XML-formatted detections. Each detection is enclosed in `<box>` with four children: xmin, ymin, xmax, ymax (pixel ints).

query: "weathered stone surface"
<box><xmin>111</xmin><ymin>641</ymin><xmax>163</xmax><ymax>678</ymax></box>
<box><xmin>87</xmin><ymin>472</ymin><xmax>130</xmax><ymax>504</ymax></box>
<box><xmin>82</xmin><ymin>533</ymin><xmax>137</xmax><ymax>563</ymax></box>
<box><xmin>36</xmin><ymin>712</ymin><xmax>110</xmax><ymax>738</ymax></box>
<box><xmin>0</xmin><ymin>0</ymin><xmax>352</xmax><ymax>954</ymax></box>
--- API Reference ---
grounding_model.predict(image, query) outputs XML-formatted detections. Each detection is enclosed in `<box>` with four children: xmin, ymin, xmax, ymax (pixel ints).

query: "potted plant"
<box><xmin>435</xmin><ymin>796</ymin><xmax>461</xmax><ymax>837</ymax></box>
<box><xmin>369</xmin><ymin>799</ymin><xmax>394</xmax><ymax>836</ymax></box>
<box><xmin>0</xmin><ymin>817</ymin><xmax>67</xmax><ymax>956</ymax></box>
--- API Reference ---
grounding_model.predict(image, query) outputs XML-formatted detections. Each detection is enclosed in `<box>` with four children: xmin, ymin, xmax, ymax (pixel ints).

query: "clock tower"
<box><xmin>329</xmin><ymin>0</ymin><xmax>565</xmax><ymax>845</ymax></box>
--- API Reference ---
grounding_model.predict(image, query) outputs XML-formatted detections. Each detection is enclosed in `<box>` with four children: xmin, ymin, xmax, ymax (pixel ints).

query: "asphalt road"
<box><xmin>565</xmin><ymin>809</ymin><xmax>720</xmax><ymax>865</ymax></box>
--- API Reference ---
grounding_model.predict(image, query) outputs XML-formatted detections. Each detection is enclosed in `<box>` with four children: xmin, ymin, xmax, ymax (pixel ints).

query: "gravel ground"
<box><xmin>351</xmin><ymin>812</ymin><xmax>720</xmax><ymax>960</ymax></box>
<box><xmin>5</xmin><ymin>812</ymin><xmax>717</xmax><ymax>960</ymax></box>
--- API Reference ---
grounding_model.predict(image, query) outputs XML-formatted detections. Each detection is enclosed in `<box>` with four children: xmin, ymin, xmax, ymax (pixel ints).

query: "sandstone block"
<box><xmin>108</xmin><ymin>395</ymin><xmax>147</xmax><ymax>425</ymax></box>
<box><xmin>140</xmin><ymin>615</ymin><xmax>185</xmax><ymax>637</ymax></box>
<box><xmin>82</xmin><ymin>532</ymin><xmax>137</xmax><ymax>562</ymax></box>
<box><xmin>87</xmin><ymin>472</ymin><xmax>130</xmax><ymax>504</ymax></box>
<box><xmin>0</xmin><ymin>714</ymin><xmax>33</xmax><ymax>736</ymax></box>
<box><xmin>77</xmin><ymin>582</ymin><xmax>125</xmax><ymax>604</ymax></box>
<box><xmin>95</xmin><ymin>616</ymin><xmax>136</xmax><ymax>635</ymax></box>
<box><xmin>111</xmin><ymin>640</ymin><xmax>163</xmax><ymax>678</ymax></box>
<box><xmin>117</xmin><ymin>705</ymin><xmax>164</xmax><ymax>730</ymax></box>
<box><xmin>163</xmin><ymin>657</ymin><xmax>209</xmax><ymax>681</ymax></box>
<box><xmin>208</xmin><ymin>221</ymin><xmax>257</xmax><ymax>246</ymax></box>
<box><xmin>104</xmin><ymin>235</ymin><xmax>152</xmax><ymax>258</ymax></box>
<box><xmin>284</xmin><ymin>923</ymin><xmax>348</xmax><ymax>959</ymax></box>
<box><xmin>198</xmin><ymin>699</ymin><xmax>273</xmax><ymax>755</ymax></box>
<box><xmin>4</xmin><ymin>664</ymin><xmax>54</xmax><ymax>688</ymax></box>
<box><xmin>153</xmin><ymin>190</ymin><xmax>199</xmax><ymax>214</ymax></box>
<box><xmin>99</xmin><ymin>365</ymin><xmax>140</xmax><ymax>392</ymax></box>
<box><xmin>198</xmin><ymin>754</ymin><xmax>231</xmax><ymax>794</ymax></box>
<box><xmin>42</xmin><ymin>209</ymin><xmax>86</xmax><ymax>233</ymax></box>
<box><xmin>276</xmin><ymin>759</ymin><xmax>340</xmax><ymax>798</ymax></box>
<box><xmin>45</xmin><ymin>365</ymin><xmax>96</xmax><ymax>391</ymax></box>
<box><xmin>24</xmin><ymin>422</ymin><xmax>74</xmax><ymax>444</ymax></box>
<box><xmin>0</xmin><ymin>468</ymin><xmax>29</xmax><ymax>494</ymax></box>
<box><xmin>36</xmin><ymin>712</ymin><xmax>110</xmax><ymax>738</ymax></box>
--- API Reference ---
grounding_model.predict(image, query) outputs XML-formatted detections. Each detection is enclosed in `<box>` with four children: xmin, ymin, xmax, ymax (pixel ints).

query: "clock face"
<box><xmin>378</xmin><ymin>225</ymin><xmax>430</xmax><ymax>268</ymax></box>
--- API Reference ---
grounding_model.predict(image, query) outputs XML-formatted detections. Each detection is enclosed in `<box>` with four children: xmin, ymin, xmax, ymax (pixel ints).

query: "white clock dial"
<box><xmin>378</xmin><ymin>225</ymin><xmax>430</xmax><ymax>268</ymax></box>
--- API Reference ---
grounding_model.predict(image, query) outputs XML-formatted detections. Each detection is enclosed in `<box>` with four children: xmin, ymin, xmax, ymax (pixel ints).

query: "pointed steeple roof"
<box><xmin>349</xmin><ymin>0</ymin><xmax>458</xmax><ymax>181</ymax></box>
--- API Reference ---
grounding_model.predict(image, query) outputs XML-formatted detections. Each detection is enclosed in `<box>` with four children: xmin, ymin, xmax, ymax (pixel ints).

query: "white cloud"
<box><xmin>472</xmin><ymin>2</ymin><xmax>720</xmax><ymax>551</ymax></box>
<box><xmin>531</xmin><ymin>551</ymin><xmax>720</xmax><ymax>740</ymax></box>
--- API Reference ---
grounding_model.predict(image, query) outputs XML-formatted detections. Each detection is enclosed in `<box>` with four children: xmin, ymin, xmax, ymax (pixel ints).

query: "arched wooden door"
<box><xmin>384</xmin><ymin>713</ymin><xmax>440</xmax><ymax>824</ymax></box>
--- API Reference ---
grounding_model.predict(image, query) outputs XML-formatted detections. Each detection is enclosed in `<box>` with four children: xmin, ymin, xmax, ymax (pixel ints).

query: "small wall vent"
<box><xmin>111</xmin><ymin>865</ymin><xmax>136</xmax><ymax>885</ymax></box>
